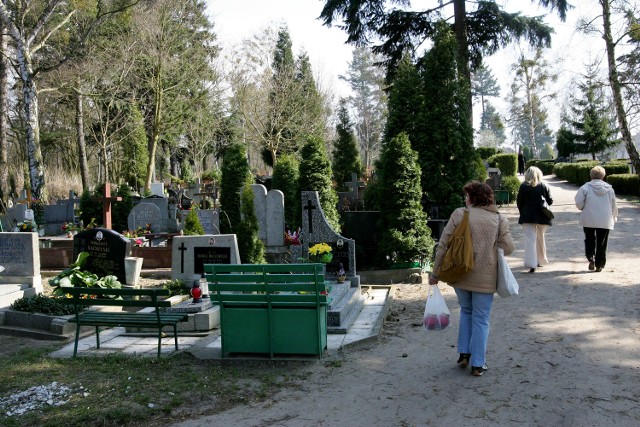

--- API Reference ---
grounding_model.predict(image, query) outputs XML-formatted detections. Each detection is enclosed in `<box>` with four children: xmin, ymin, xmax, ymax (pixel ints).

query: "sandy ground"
<box><xmin>172</xmin><ymin>176</ymin><xmax>640</xmax><ymax>427</ymax></box>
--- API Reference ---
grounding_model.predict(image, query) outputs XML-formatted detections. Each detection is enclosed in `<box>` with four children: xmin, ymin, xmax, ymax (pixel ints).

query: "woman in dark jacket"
<box><xmin>517</xmin><ymin>166</ymin><xmax>553</xmax><ymax>272</ymax></box>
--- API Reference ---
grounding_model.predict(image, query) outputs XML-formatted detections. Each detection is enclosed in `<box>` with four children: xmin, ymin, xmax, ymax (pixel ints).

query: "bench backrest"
<box><xmin>204</xmin><ymin>263</ymin><xmax>327</xmax><ymax>307</ymax></box>
<box><xmin>66</xmin><ymin>287</ymin><xmax>172</xmax><ymax>310</ymax></box>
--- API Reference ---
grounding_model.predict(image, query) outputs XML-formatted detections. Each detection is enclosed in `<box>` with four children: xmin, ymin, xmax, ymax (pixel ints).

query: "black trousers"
<box><xmin>583</xmin><ymin>227</ymin><xmax>610</xmax><ymax>268</ymax></box>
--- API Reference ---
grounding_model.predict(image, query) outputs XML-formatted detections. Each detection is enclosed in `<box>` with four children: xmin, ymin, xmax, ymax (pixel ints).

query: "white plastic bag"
<box><xmin>423</xmin><ymin>285</ymin><xmax>451</xmax><ymax>331</ymax></box>
<box><xmin>497</xmin><ymin>247</ymin><xmax>519</xmax><ymax>297</ymax></box>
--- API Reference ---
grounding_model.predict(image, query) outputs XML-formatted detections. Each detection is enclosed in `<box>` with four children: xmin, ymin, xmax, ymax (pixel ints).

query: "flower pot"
<box><xmin>337</xmin><ymin>274</ymin><xmax>346</xmax><ymax>284</ymax></box>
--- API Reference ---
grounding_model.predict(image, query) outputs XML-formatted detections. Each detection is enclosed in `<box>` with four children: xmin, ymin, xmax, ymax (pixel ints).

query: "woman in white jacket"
<box><xmin>575</xmin><ymin>166</ymin><xmax>618</xmax><ymax>272</ymax></box>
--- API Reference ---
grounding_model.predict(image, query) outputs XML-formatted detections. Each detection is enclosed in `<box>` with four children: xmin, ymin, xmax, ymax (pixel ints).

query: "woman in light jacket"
<box><xmin>575</xmin><ymin>166</ymin><xmax>617</xmax><ymax>272</ymax></box>
<box><xmin>429</xmin><ymin>181</ymin><xmax>514</xmax><ymax>377</ymax></box>
<box><xmin>517</xmin><ymin>166</ymin><xmax>553</xmax><ymax>273</ymax></box>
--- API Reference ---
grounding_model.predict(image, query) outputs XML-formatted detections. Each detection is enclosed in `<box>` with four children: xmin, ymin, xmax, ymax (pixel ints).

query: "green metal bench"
<box><xmin>495</xmin><ymin>189</ymin><xmax>510</xmax><ymax>205</ymax></box>
<box><xmin>67</xmin><ymin>287</ymin><xmax>188</xmax><ymax>358</ymax></box>
<box><xmin>204</xmin><ymin>263</ymin><xmax>328</xmax><ymax>359</ymax></box>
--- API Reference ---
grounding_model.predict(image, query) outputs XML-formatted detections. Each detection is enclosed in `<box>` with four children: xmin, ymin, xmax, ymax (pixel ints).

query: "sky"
<box><xmin>206</xmin><ymin>1</ymin><xmax>624</xmax><ymax>133</ymax></box>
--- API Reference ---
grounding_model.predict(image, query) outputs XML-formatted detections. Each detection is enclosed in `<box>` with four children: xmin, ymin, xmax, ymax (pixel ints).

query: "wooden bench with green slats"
<box><xmin>204</xmin><ymin>263</ymin><xmax>328</xmax><ymax>359</ymax></box>
<box><xmin>67</xmin><ymin>287</ymin><xmax>188</xmax><ymax>358</ymax></box>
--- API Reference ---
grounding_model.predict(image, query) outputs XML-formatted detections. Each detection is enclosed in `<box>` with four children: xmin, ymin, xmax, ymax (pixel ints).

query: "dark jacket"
<box><xmin>517</xmin><ymin>182</ymin><xmax>553</xmax><ymax>225</ymax></box>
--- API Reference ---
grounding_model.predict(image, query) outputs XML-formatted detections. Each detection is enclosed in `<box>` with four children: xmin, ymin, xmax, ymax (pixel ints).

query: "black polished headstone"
<box><xmin>73</xmin><ymin>228</ymin><xmax>131</xmax><ymax>283</ymax></box>
<box><xmin>193</xmin><ymin>246</ymin><xmax>231</xmax><ymax>275</ymax></box>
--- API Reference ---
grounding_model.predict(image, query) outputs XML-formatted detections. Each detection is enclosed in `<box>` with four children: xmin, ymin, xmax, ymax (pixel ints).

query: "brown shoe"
<box><xmin>588</xmin><ymin>261</ymin><xmax>595</xmax><ymax>271</ymax></box>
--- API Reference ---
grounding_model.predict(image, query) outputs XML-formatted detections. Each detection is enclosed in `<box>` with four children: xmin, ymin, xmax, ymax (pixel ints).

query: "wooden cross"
<box><xmin>101</xmin><ymin>184</ymin><xmax>122</xmax><ymax>230</ymax></box>
<box><xmin>304</xmin><ymin>199</ymin><xmax>316</xmax><ymax>233</ymax></box>
<box><xmin>16</xmin><ymin>189</ymin><xmax>32</xmax><ymax>205</ymax></box>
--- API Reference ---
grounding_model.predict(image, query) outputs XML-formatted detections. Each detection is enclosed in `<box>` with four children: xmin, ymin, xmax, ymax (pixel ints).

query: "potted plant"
<box><xmin>308</xmin><ymin>243</ymin><xmax>333</xmax><ymax>264</ymax></box>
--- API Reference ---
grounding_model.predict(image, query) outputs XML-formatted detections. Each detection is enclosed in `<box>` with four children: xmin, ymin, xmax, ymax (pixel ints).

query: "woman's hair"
<box><xmin>524</xmin><ymin>166</ymin><xmax>543</xmax><ymax>186</ymax></box>
<box><xmin>463</xmin><ymin>181</ymin><xmax>494</xmax><ymax>207</ymax></box>
<box><xmin>590</xmin><ymin>166</ymin><xmax>606</xmax><ymax>180</ymax></box>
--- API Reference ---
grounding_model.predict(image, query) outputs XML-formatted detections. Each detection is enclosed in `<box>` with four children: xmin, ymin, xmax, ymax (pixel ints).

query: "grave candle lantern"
<box><xmin>191</xmin><ymin>281</ymin><xmax>202</xmax><ymax>303</ymax></box>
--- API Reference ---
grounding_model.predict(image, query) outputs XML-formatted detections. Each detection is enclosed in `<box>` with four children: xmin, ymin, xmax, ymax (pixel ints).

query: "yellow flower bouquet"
<box><xmin>309</xmin><ymin>243</ymin><xmax>333</xmax><ymax>264</ymax></box>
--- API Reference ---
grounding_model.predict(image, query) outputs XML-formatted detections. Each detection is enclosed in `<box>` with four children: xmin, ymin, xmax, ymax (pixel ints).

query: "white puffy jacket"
<box><xmin>575</xmin><ymin>180</ymin><xmax>618</xmax><ymax>230</ymax></box>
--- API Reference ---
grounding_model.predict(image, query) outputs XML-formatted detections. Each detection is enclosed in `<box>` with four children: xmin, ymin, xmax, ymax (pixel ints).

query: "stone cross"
<box><xmin>344</xmin><ymin>173</ymin><xmax>365</xmax><ymax>200</ymax></box>
<box><xmin>101</xmin><ymin>185</ymin><xmax>122</xmax><ymax>230</ymax></box>
<box><xmin>304</xmin><ymin>199</ymin><xmax>317</xmax><ymax>233</ymax></box>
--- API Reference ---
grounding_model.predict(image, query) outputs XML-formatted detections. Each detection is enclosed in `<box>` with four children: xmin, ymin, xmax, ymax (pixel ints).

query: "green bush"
<box><xmin>526</xmin><ymin>160</ymin><xmax>555</xmax><ymax>176</ymax></box>
<box><xmin>553</xmin><ymin>161</ymin><xmax>599</xmax><ymax>185</ymax></box>
<box><xmin>607</xmin><ymin>174</ymin><xmax>640</xmax><ymax>196</ymax></box>
<box><xmin>162</xmin><ymin>279</ymin><xmax>189</xmax><ymax>297</ymax></box>
<box><xmin>603</xmin><ymin>161</ymin><xmax>630</xmax><ymax>176</ymax></box>
<box><xmin>183</xmin><ymin>208</ymin><xmax>204</xmax><ymax>235</ymax></box>
<box><xmin>476</xmin><ymin>147</ymin><xmax>501</xmax><ymax>160</ymax></box>
<box><xmin>501</xmin><ymin>176</ymin><xmax>521</xmax><ymax>202</ymax></box>
<box><xmin>487</xmin><ymin>153</ymin><xmax>517</xmax><ymax>176</ymax></box>
<box><xmin>10</xmin><ymin>293</ymin><xmax>75</xmax><ymax>316</ymax></box>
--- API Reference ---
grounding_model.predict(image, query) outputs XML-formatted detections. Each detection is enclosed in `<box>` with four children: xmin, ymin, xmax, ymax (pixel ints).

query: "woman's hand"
<box><xmin>428</xmin><ymin>275</ymin><xmax>439</xmax><ymax>285</ymax></box>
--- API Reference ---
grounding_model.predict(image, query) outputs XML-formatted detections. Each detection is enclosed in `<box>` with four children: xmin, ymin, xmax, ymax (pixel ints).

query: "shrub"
<box><xmin>526</xmin><ymin>160</ymin><xmax>555</xmax><ymax>176</ymax></box>
<box><xmin>162</xmin><ymin>279</ymin><xmax>189</xmax><ymax>297</ymax></box>
<box><xmin>10</xmin><ymin>293</ymin><xmax>75</xmax><ymax>316</ymax></box>
<box><xmin>607</xmin><ymin>174</ymin><xmax>640</xmax><ymax>196</ymax></box>
<box><xmin>553</xmin><ymin>161</ymin><xmax>599</xmax><ymax>185</ymax></box>
<box><xmin>603</xmin><ymin>161</ymin><xmax>630</xmax><ymax>176</ymax></box>
<box><xmin>183</xmin><ymin>208</ymin><xmax>205</xmax><ymax>235</ymax></box>
<box><xmin>476</xmin><ymin>147</ymin><xmax>501</xmax><ymax>160</ymax></box>
<box><xmin>501</xmin><ymin>176</ymin><xmax>521</xmax><ymax>202</ymax></box>
<box><xmin>487</xmin><ymin>153</ymin><xmax>517</xmax><ymax>176</ymax></box>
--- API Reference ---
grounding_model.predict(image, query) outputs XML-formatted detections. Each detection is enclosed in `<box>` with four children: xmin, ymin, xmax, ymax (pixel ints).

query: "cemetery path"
<box><xmin>172</xmin><ymin>176</ymin><xmax>640</xmax><ymax>427</ymax></box>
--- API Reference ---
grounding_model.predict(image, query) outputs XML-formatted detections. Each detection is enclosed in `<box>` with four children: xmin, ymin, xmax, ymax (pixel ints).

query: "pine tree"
<box><xmin>384</xmin><ymin>55</ymin><xmax>423</xmax><ymax>143</ymax></box>
<box><xmin>567</xmin><ymin>67</ymin><xmax>618</xmax><ymax>160</ymax></box>
<box><xmin>472</xmin><ymin>64</ymin><xmax>500</xmax><ymax>127</ymax></box>
<box><xmin>332</xmin><ymin>99</ymin><xmax>363</xmax><ymax>191</ymax></box>
<box><xmin>298</xmin><ymin>136</ymin><xmax>340</xmax><ymax>232</ymax></box>
<box><xmin>376</xmin><ymin>133</ymin><xmax>433</xmax><ymax>266</ymax></box>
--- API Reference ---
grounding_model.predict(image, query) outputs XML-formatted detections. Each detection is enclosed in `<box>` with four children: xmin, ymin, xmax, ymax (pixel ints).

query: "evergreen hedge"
<box><xmin>476</xmin><ymin>147</ymin><xmax>501</xmax><ymax>160</ymax></box>
<box><xmin>554</xmin><ymin>161</ymin><xmax>599</xmax><ymax>185</ymax></box>
<box><xmin>525</xmin><ymin>159</ymin><xmax>555</xmax><ymax>176</ymax></box>
<box><xmin>487</xmin><ymin>153</ymin><xmax>517</xmax><ymax>176</ymax></box>
<box><xmin>501</xmin><ymin>176</ymin><xmax>521</xmax><ymax>202</ymax></box>
<box><xmin>607</xmin><ymin>174</ymin><xmax>640</xmax><ymax>196</ymax></box>
<box><xmin>603</xmin><ymin>161</ymin><xmax>630</xmax><ymax>176</ymax></box>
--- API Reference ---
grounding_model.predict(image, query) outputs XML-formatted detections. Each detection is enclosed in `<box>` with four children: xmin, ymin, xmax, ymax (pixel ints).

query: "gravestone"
<box><xmin>196</xmin><ymin>209</ymin><xmax>220</xmax><ymax>235</ymax></box>
<box><xmin>128</xmin><ymin>202</ymin><xmax>164</xmax><ymax>233</ymax></box>
<box><xmin>0</xmin><ymin>233</ymin><xmax>43</xmax><ymax>308</ymax></box>
<box><xmin>171</xmin><ymin>235</ymin><xmax>240</xmax><ymax>283</ymax></box>
<box><xmin>150</xmin><ymin>182</ymin><xmax>165</xmax><ymax>198</ymax></box>
<box><xmin>73</xmin><ymin>228</ymin><xmax>131</xmax><ymax>284</ymax></box>
<box><xmin>486</xmin><ymin>167</ymin><xmax>502</xmax><ymax>191</ymax></box>
<box><xmin>251</xmin><ymin>184</ymin><xmax>286</xmax><ymax>263</ymax></box>
<box><xmin>294</xmin><ymin>191</ymin><xmax>359</xmax><ymax>285</ymax></box>
<box><xmin>43</xmin><ymin>190</ymin><xmax>79</xmax><ymax>235</ymax></box>
<box><xmin>1</xmin><ymin>204</ymin><xmax>28</xmax><ymax>231</ymax></box>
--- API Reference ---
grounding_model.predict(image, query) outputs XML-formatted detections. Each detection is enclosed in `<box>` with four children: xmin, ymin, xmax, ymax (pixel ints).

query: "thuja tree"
<box><xmin>272</xmin><ymin>154</ymin><xmax>300</xmax><ymax>231</ymax></box>
<box><xmin>298</xmin><ymin>136</ymin><xmax>340</xmax><ymax>232</ymax></box>
<box><xmin>236</xmin><ymin>176</ymin><xmax>265</xmax><ymax>264</ymax></box>
<box><xmin>376</xmin><ymin>133</ymin><xmax>432</xmax><ymax>267</ymax></box>
<box><xmin>418</xmin><ymin>24</ymin><xmax>478</xmax><ymax>216</ymax></box>
<box><xmin>113</xmin><ymin>184</ymin><xmax>133</xmax><ymax>233</ymax></box>
<box><xmin>219</xmin><ymin>143</ymin><xmax>264</xmax><ymax>263</ymax></box>
<box><xmin>332</xmin><ymin>99</ymin><xmax>363</xmax><ymax>191</ymax></box>
<box><xmin>219</xmin><ymin>143</ymin><xmax>249</xmax><ymax>235</ymax></box>
<box><xmin>183</xmin><ymin>209</ymin><xmax>204</xmax><ymax>236</ymax></box>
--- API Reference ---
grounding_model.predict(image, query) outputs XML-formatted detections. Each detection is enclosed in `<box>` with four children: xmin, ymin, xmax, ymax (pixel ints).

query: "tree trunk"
<box><xmin>0</xmin><ymin>25</ymin><xmax>8</xmax><ymax>207</ymax></box>
<box><xmin>75</xmin><ymin>88</ymin><xmax>90</xmax><ymax>191</ymax></box>
<box><xmin>601</xmin><ymin>0</ymin><xmax>640</xmax><ymax>175</ymax></box>
<box><xmin>453</xmin><ymin>0</ymin><xmax>472</xmax><ymax>127</ymax></box>
<box><xmin>18</xmin><ymin>48</ymin><xmax>47</xmax><ymax>202</ymax></box>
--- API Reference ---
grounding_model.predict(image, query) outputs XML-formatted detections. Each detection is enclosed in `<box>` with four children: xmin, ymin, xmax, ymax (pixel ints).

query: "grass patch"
<box><xmin>0</xmin><ymin>346</ymin><xmax>315</xmax><ymax>426</ymax></box>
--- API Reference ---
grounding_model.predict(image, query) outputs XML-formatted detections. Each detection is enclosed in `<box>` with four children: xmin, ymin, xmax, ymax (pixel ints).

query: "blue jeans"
<box><xmin>455</xmin><ymin>288</ymin><xmax>494</xmax><ymax>367</ymax></box>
